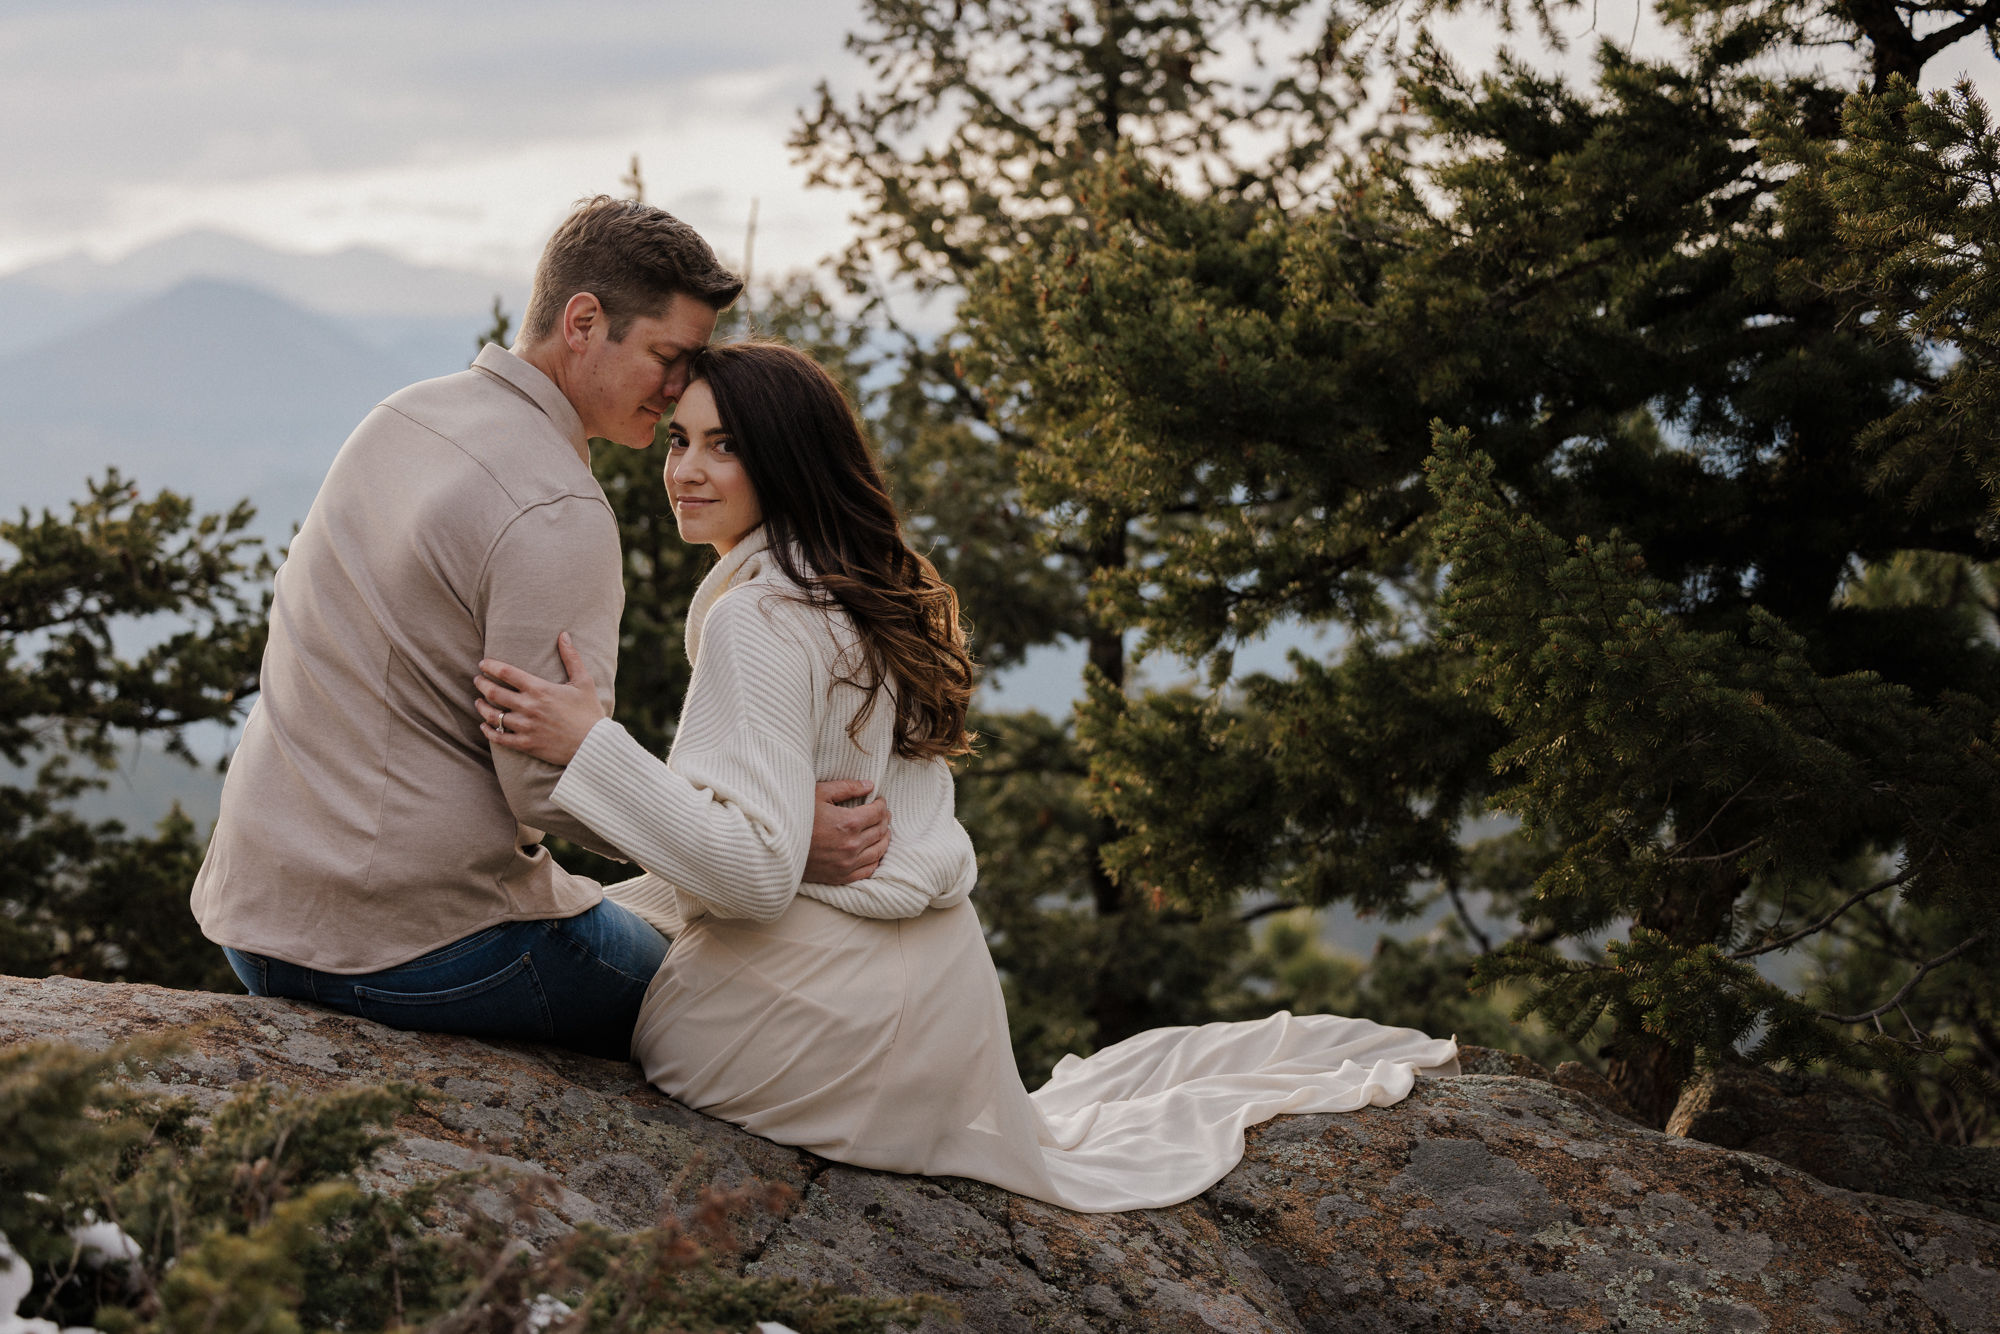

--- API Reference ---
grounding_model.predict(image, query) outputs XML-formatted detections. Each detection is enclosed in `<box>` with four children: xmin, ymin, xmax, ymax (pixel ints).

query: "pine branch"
<box><xmin>1671</xmin><ymin>837</ymin><xmax>1767</xmax><ymax>865</ymax></box>
<box><xmin>1664</xmin><ymin>771</ymin><xmax>1766</xmax><ymax>859</ymax></box>
<box><xmin>1731</xmin><ymin>865</ymin><xmax>1917</xmax><ymax>959</ymax></box>
<box><xmin>1239</xmin><ymin>899</ymin><xmax>1306</xmax><ymax>925</ymax></box>
<box><xmin>1445</xmin><ymin>875</ymin><xmax>1494</xmax><ymax>954</ymax></box>
<box><xmin>1818</xmin><ymin>929</ymin><xmax>1990</xmax><ymax>1024</ymax></box>
<box><xmin>1915</xmin><ymin>0</ymin><xmax>2000</xmax><ymax>61</ymax></box>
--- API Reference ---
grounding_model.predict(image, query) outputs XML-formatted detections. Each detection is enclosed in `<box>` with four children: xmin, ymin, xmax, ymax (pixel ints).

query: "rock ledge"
<box><xmin>2</xmin><ymin>976</ymin><xmax>1995</xmax><ymax>1333</ymax></box>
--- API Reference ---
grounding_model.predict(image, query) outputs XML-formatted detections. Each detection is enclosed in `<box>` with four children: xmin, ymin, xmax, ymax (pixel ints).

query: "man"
<box><xmin>192</xmin><ymin>197</ymin><xmax>888</xmax><ymax>1059</ymax></box>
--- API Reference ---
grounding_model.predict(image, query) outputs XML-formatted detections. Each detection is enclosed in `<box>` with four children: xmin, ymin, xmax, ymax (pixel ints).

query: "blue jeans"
<box><xmin>223</xmin><ymin>899</ymin><xmax>668</xmax><ymax>1061</ymax></box>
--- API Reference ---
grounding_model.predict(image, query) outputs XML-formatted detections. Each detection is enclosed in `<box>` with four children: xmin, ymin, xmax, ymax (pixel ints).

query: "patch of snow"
<box><xmin>67</xmin><ymin>1218</ymin><xmax>139</xmax><ymax>1269</ymax></box>
<box><xmin>524</xmin><ymin>1293</ymin><xmax>573</xmax><ymax>1333</ymax></box>
<box><xmin>0</xmin><ymin>1227</ymin><xmax>122</xmax><ymax>1334</ymax></box>
<box><xmin>0</xmin><ymin>1235</ymin><xmax>32</xmax><ymax>1325</ymax></box>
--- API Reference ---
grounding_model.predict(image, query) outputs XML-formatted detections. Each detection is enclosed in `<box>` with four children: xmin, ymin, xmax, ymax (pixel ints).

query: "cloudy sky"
<box><xmin>2</xmin><ymin>1</ymin><xmax>1994</xmax><ymax>289</ymax></box>
<box><xmin>0</xmin><ymin>1</ymin><xmax>873</xmax><ymax>283</ymax></box>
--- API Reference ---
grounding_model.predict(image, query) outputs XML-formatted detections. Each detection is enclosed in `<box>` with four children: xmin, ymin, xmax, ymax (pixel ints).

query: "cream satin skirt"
<box><xmin>632</xmin><ymin>896</ymin><xmax>1458</xmax><ymax>1213</ymax></box>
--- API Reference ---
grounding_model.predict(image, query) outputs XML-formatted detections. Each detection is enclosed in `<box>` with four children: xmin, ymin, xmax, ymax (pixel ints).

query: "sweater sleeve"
<box><xmin>551</xmin><ymin>589</ymin><xmax>818</xmax><ymax>923</ymax></box>
<box><xmin>798</xmin><ymin>756</ymin><xmax>976</xmax><ymax>919</ymax></box>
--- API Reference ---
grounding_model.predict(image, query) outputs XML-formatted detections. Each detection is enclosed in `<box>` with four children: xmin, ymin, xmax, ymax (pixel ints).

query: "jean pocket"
<box><xmin>352</xmin><ymin>952</ymin><xmax>553</xmax><ymax>1042</ymax></box>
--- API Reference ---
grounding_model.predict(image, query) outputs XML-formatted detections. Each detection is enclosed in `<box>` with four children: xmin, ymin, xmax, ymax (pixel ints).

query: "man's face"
<box><xmin>570</xmin><ymin>293</ymin><xmax>718</xmax><ymax>448</ymax></box>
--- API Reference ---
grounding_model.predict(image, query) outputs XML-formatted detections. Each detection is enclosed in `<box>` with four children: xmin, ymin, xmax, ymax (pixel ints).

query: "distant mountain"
<box><xmin>0</xmin><ymin>230</ymin><xmax>524</xmax><ymax>367</ymax></box>
<box><xmin>10</xmin><ymin>228</ymin><xmax>517</xmax><ymax>316</ymax></box>
<box><xmin>0</xmin><ymin>277</ymin><xmax>426</xmax><ymax>541</ymax></box>
<box><xmin>0</xmin><ymin>285</ymin><xmax>137</xmax><ymax>360</ymax></box>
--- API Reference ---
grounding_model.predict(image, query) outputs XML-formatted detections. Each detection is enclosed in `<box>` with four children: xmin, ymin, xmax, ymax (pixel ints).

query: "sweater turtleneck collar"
<box><xmin>685</xmin><ymin>526</ymin><xmax>775</xmax><ymax>665</ymax></box>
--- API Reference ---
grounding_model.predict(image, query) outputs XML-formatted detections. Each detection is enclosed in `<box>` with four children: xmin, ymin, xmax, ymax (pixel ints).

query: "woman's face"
<box><xmin>664</xmin><ymin>379</ymin><xmax>763</xmax><ymax>554</ymax></box>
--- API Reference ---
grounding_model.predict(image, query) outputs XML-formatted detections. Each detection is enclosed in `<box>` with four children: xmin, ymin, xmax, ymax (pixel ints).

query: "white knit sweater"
<box><xmin>551</xmin><ymin>527</ymin><xmax>977</xmax><ymax>935</ymax></box>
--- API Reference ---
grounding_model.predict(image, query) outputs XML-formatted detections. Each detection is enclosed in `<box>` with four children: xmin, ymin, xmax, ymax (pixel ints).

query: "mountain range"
<box><xmin>0</xmin><ymin>231</ymin><xmax>524</xmax><ymax>540</ymax></box>
<box><xmin>10</xmin><ymin>229</ymin><xmax>513</xmax><ymax>317</ymax></box>
<box><xmin>0</xmin><ymin>229</ymin><xmax>523</xmax><ymax>363</ymax></box>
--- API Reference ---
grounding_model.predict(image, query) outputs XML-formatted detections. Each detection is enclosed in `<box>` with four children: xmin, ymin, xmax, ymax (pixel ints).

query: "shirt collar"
<box><xmin>472</xmin><ymin>343</ymin><xmax>590</xmax><ymax>464</ymax></box>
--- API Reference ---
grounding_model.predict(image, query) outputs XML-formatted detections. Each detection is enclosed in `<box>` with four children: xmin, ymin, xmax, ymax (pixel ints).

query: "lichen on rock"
<box><xmin>1</xmin><ymin>977</ymin><xmax>1994</xmax><ymax>1332</ymax></box>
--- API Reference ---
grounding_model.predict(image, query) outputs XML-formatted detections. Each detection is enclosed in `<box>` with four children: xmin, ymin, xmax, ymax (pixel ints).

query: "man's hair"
<box><xmin>519</xmin><ymin>196</ymin><xmax>742</xmax><ymax>343</ymax></box>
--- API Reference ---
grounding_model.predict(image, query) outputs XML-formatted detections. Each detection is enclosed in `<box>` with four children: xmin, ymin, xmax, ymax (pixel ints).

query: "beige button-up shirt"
<box><xmin>192</xmin><ymin>345</ymin><xmax>626</xmax><ymax>973</ymax></box>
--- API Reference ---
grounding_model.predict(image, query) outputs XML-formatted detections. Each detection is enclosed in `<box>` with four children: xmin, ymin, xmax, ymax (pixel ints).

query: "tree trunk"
<box><xmin>1083</xmin><ymin>517</ymin><xmax>1144</xmax><ymax>1045</ymax></box>
<box><xmin>1606</xmin><ymin>855</ymin><xmax>1751</xmax><ymax>1126</ymax></box>
<box><xmin>1841</xmin><ymin>0</ymin><xmax>1925</xmax><ymax>91</ymax></box>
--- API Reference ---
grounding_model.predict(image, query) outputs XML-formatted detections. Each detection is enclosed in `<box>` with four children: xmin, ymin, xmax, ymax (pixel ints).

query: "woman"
<box><xmin>473</xmin><ymin>341</ymin><xmax>1456</xmax><ymax>1213</ymax></box>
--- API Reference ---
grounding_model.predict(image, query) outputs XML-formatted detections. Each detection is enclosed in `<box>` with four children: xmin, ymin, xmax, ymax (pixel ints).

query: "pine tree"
<box><xmin>1793</xmin><ymin>77</ymin><xmax>2000</xmax><ymax>1139</ymax></box>
<box><xmin>0</xmin><ymin>475</ymin><xmax>267</xmax><ymax>990</ymax></box>
<box><xmin>472</xmin><ymin>295</ymin><xmax>512</xmax><ymax>362</ymax></box>
<box><xmin>940</xmin><ymin>0</ymin><xmax>2000</xmax><ymax>1121</ymax></box>
<box><xmin>1428</xmin><ymin>429</ymin><xmax>1997</xmax><ymax>1116</ymax></box>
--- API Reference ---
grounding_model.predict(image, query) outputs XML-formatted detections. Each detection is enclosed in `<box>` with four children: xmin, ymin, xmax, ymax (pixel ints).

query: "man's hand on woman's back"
<box><xmin>807</xmin><ymin>780</ymin><xmax>890</xmax><ymax>882</ymax></box>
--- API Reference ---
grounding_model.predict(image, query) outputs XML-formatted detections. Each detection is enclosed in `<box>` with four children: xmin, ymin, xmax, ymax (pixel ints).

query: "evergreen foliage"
<box><xmin>1223</xmin><ymin>910</ymin><xmax>1583</xmax><ymax>1068</ymax></box>
<box><xmin>797</xmin><ymin>0</ymin><xmax>2000</xmax><ymax>1126</ymax></box>
<box><xmin>472</xmin><ymin>297</ymin><xmax>512</xmax><ymax>362</ymax></box>
<box><xmin>0</xmin><ymin>475</ymin><xmax>266</xmax><ymax>990</ymax></box>
<box><xmin>1821</xmin><ymin>78</ymin><xmax>2000</xmax><ymax>521</ymax></box>
<box><xmin>1428</xmin><ymin>428</ymin><xmax>1997</xmax><ymax>1108</ymax></box>
<box><xmin>0</xmin><ymin>1038</ymin><xmax>945</xmax><ymax>1334</ymax></box>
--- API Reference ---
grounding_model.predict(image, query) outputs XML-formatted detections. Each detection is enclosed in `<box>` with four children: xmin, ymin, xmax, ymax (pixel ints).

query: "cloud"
<box><xmin>0</xmin><ymin>1</ymin><xmax>867</xmax><ymax>274</ymax></box>
<box><xmin>88</xmin><ymin>65</ymin><xmax>865</xmax><ymax>283</ymax></box>
<box><xmin>10</xmin><ymin>0</ymin><xmax>1993</xmax><ymax>285</ymax></box>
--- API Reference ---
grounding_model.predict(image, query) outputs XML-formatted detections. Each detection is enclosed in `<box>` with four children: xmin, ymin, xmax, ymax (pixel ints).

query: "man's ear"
<box><xmin>561</xmin><ymin>292</ymin><xmax>605</xmax><ymax>353</ymax></box>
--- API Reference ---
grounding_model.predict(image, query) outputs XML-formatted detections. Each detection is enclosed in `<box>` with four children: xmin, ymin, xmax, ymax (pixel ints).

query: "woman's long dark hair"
<box><xmin>688</xmin><ymin>340</ymin><xmax>975</xmax><ymax>760</ymax></box>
